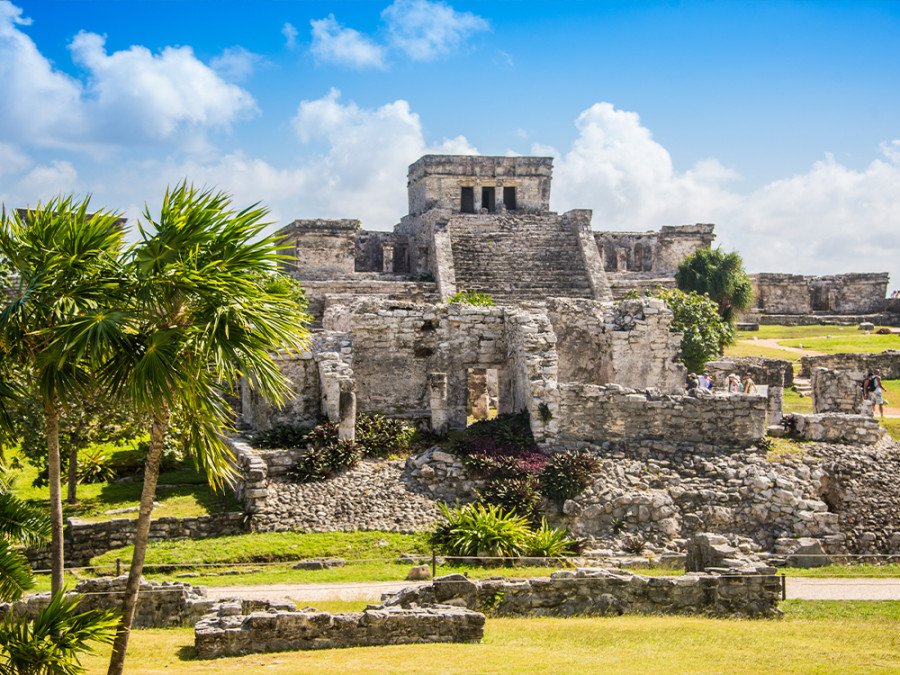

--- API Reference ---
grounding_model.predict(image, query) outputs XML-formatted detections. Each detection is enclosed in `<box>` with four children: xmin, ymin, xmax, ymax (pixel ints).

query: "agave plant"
<box><xmin>525</xmin><ymin>519</ymin><xmax>577</xmax><ymax>558</ymax></box>
<box><xmin>429</xmin><ymin>502</ymin><xmax>531</xmax><ymax>560</ymax></box>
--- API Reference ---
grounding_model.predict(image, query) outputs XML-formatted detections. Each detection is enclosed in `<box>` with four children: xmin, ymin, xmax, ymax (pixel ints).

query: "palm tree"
<box><xmin>0</xmin><ymin>489</ymin><xmax>50</xmax><ymax>602</ymax></box>
<box><xmin>101</xmin><ymin>183</ymin><xmax>310</xmax><ymax>675</ymax></box>
<box><xmin>0</xmin><ymin>198</ymin><xmax>125</xmax><ymax>594</ymax></box>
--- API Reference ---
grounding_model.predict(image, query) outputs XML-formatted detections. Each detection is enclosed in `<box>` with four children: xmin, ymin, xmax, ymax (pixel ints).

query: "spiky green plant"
<box><xmin>429</xmin><ymin>502</ymin><xmax>531</xmax><ymax>559</ymax></box>
<box><xmin>525</xmin><ymin>519</ymin><xmax>577</xmax><ymax>558</ymax></box>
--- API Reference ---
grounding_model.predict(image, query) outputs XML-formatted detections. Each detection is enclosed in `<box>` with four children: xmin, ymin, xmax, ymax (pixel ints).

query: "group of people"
<box><xmin>863</xmin><ymin>370</ymin><xmax>885</xmax><ymax>418</ymax></box>
<box><xmin>686</xmin><ymin>370</ymin><xmax>758</xmax><ymax>394</ymax></box>
<box><xmin>890</xmin><ymin>290</ymin><xmax>900</xmax><ymax>299</ymax></box>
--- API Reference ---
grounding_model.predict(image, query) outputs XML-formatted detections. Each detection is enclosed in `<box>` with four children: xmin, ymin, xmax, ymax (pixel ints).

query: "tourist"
<box><xmin>698</xmin><ymin>371</ymin><xmax>710</xmax><ymax>388</ymax></box>
<box><xmin>686</xmin><ymin>373</ymin><xmax>699</xmax><ymax>392</ymax></box>
<box><xmin>865</xmin><ymin>370</ymin><xmax>885</xmax><ymax>418</ymax></box>
<box><xmin>727</xmin><ymin>373</ymin><xmax>741</xmax><ymax>393</ymax></box>
<box><xmin>742</xmin><ymin>375</ymin><xmax>758</xmax><ymax>394</ymax></box>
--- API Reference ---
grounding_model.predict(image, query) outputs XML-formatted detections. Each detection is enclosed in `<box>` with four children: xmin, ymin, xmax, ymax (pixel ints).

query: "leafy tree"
<box><xmin>655</xmin><ymin>288</ymin><xmax>735</xmax><ymax>373</ymax></box>
<box><xmin>95</xmin><ymin>183</ymin><xmax>310</xmax><ymax>675</ymax></box>
<box><xmin>2</xmin><ymin>372</ymin><xmax>146</xmax><ymax>503</ymax></box>
<box><xmin>0</xmin><ymin>197</ymin><xmax>126</xmax><ymax>594</ymax></box>
<box><xmin>0</xmin><ymin>489</ymin><xmax>50</xmax><ymax>601</ymax></box>
<box><xmin>675</xmin><ymin>247</ymin><xmax>754</xmax><ymax>324</ymax></box>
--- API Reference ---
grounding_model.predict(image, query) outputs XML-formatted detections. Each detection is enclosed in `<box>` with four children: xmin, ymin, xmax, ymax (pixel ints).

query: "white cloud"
<box><xmin>545</xmin><ymin>101</ymin><xmax>900</xmax><ymax>287</ymax></box>
<box><xmin>210</xmin><ymin>46</ymin><xmax>265</xmax><ymax>82</ymax></box>
<box><xmin>13</xmin><ymin>160</ymin><xmax>79</xmax><ymax>203</ymax></box>
<box><xmin>310</xmin><ymin>15</ymin><xmax>387</xmax><ymax>69</ymax></box>
<box><xmin>282</xmin><ymin>22</ymin><xmax>298</xmax><ymax>49</ymax></box>
<box><xmin>0</xmin><ymin>142</ymin><xmax>32</xmax><ymax>176</ymax></box>
<box><xmin>0</xmin><ymin>3</ymin><xmax>257</xmax><ymax>153</ymax></box>
<box><xmin>382</xmin><ymin>0</ymin><xmax>489</xmax><ymax>60</ymax></box>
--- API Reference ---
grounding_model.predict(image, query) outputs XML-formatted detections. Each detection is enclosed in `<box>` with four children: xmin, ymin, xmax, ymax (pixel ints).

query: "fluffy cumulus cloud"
<box><xmin>282</xmin><ymin>22</ymin><xmax>298</xmax><ymax>49</ymax></box>
<box><xmin>310</xmin><ymin>15</ymin><xmax>387</xmax><ymax>69</ymax></box>
<box><xmin>382</xmin><ymin>0</ymin><xmax>489</xmax><ymax>60</ymax></box>
<box><xmin>308</xmin><ymin>0</ymin><xmax>489</xmax><ymax>68</ymax></box>
<box><xmin>544</xmin><ymin>102</ymin><xmax>900</xmax><ymax>286</ymax></box>
<box><xmin>0</xmin><ymin>2</ymin><xmax>257</xmax><ymax>152</ymax></box>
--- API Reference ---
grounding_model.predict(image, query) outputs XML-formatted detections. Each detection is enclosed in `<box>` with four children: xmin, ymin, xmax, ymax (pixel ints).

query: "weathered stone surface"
<box><xmin>382</xmin><ymin>569</ymin><xmax>782</xmax><ymax>619</ymax></box>
<box><xmin>293</xmin><ymin>558</ymin><xmax>346</xmax><ymax>570</ymax></box>
<box><xmin>194</xmin><ymin>603</ymin><xmax>485</xmax><ymax>658</ymax></box>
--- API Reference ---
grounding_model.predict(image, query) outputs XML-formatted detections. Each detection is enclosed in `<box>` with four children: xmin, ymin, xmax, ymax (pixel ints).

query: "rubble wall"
<box><xmin>553</xmin><ymin>386</ymin><xmax>767</xmax><ymax>447</ymax></box>
<box><xmin>799</xmin><ymin>350</ymin><xmax>900</xmax><ymax>379</ymax></box>
<box><xmin>752</xmin><ymin>273</ymin><xmax>888</xmax><ymax>315</ymax></box>
<box><xmin>810</xmin><ymin>367</ymin><xmax>867</xmax><ymax>414</ymax></box>
<box><xmin>382</xmin><ymin>569</ymin><xmax>781</xmax><ymax>619</ymax></box>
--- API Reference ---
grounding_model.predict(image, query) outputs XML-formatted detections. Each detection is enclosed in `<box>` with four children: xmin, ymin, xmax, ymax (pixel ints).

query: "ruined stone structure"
<box><xmin>277</xmin><ymin>155</ymin><xmax>718</xmax><ymax>319</ymax></box>
<box><xmin>750</xmin><ymin>273</ymin><xmax>890</xmax><ymax>321</ymax></box>
<box><xmin>381</xmin><ymin>569</ymin><xmax>782</xmax><ymax>619</ymax></box>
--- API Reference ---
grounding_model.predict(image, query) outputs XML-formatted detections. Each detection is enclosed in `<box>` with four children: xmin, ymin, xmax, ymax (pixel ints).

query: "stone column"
<box><xmin>382</xmin><ymin>242</ymin><xmax>395</xmax><ymax>273</ymax></box>
<box><xmin>338</xmin><ymin>380</ymin><xmax>356</xmax><ymax>442</ymax></box>
<box><xmin>429</xmin><ymin>372</ymin><xmax>450</xmax><ymax>434</ymax></box>
<box><xmin>467</xmin><ymin>368</ymin><xmax>489</xmax><ymax>420</ymax></box>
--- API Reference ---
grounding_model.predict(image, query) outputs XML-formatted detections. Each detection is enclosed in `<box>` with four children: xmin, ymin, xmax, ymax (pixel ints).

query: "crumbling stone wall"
<box><xmin>800</xmin><ymin>350</ymin><xmax>900</xmax><ymax>379</ymax></box>
<box><xmin>595</xmin><ymin>224</ymin><xmax>715</xmax><ymax>274</ymax></box>
<box><xmin>546</xmin><ymin>298</ymin><xmax>685</xmax><ymax>393</ymax></box>
<box><xmin>382</xmin><ymin>569</ymin><xmax>781</xmax><ymax>619</ymax></box>
<box><xmin>752</xmin><ymin>273</ymin><xmax>888</xmax><ymax>315</ymax></box>
<box><xmin>278</xmin><ymin>219</ymin><xmax>360</xmax><ymax>279</ymax></box>
<box><xmin>552</xmin><ymin>386</ymin><xmax>767</xmax><ymax>447</ymax></box>
<box><xmin>706</xmin><ymin>356</ymin><xmax>792</xmax><ymax>424</ymax></box>
<box><xmin>195</xmin><ymin>603</ymin><xmax>485</xmax><ymax>658</ymax></box>
<box><xmin>786</xmin><ymin>413</ymin><xmax>885</xmax><ymax>445</ymax></box>
<box><xmin>810</xmin><ymin>367</ymin><xmax>867</xmax><ymax>414</ymax></box>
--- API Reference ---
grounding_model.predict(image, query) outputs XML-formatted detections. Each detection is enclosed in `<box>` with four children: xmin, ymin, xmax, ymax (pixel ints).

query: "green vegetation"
<box><xmin>655</xmin><ymin>288</ymin><xmax>735</xmax><ymax>372</ymax></box>
<box><xmin>675</xmin><ymin>247</ymin><xmax>754</xmax><ymax>323</ymax></box>
<box><xmin>448</xmin><ymin>289</ymin><xmax>495</xmax><ymax>306</ymax></box>
<box><xmin>724</xmin><ymin>340</ymin><xmax>802</xmax><ymax>362</ymax></box>
<box><xmin>80</xmin><ymin>605</ymin><xmax>900</xmax><ymax>674</ymax></box>
<box><xmin>782</xmin><ymin>387</ymin><xmax>814</xmax><ymax>414</ymax></box>
<box><xmin>779</xmin><ymin>333</ymin><xmax>900</xmax><ymax>354</ymax></box>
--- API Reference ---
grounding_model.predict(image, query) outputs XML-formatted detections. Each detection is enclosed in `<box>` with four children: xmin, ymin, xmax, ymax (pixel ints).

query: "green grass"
<box><xmin>752</xmin><ymin>325</ymin><xmax>882</xmax><ymax>340</ymax></box>
<box><xmin>881</xmin><ymin>418</ymin><xmax>900</xmax><ymax>439</ymax></box>
<box><xmin>79</xmin><ymin>604</ymin><xmax>900</xmax><ymax>674</ymax></box>
<box><xmin>5</xmin><ymin>445</ymin><xmax>242</xmax><ymax>522</ymax></box>
<box><xmin>779</xmin><ymin>333</ymin><xmax>900</xmax><ymax>354</ymax></box>
<box><xmin>782</xmin><ymin>564</ymin><xmax>900</xmax><ymax>578</ymax></box>
<box><xmin>782</xmin><ymin>387</ymin><xmax>814</xmax><ymax>414</ymax></box>
<box><xmin>723</xmin><ymin>341</ymin><xmax>803</xmax><ymax>362</ymax></box>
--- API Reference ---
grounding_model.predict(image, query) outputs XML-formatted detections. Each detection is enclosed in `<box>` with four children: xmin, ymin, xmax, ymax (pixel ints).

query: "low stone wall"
<box><xmin>26</xmin><ymin>512</ymin><xmax>248</xmax><ymax>569</ymax></box>
<box><xmin>706</xmin><ymin>356</ymin><xmax>792</xmax><ymax>425</ymax></box>
<box><xmin>3</xmin><ymin>577</ymin><xmax>225</xmax><ymax>629</ymax></box>
<box><xmin>195</xmin><ymin>603</ymin><xmax>485</xmax><ymax>658</ymax></box>
<box><xmin>786</xmin><ymin>413</ymin><xmax>885</xmax><ymax>445</ymax></box>
<box><xmin>799</xmin><ymin>351</ymin><xmax>900</xmax><ymax>379</ymax></box>
<box><xmin>811</xmin><ymin>367</ymin><xmax>867</xmax><ymax>414</ymax></box>
<box><xmin>382</xmin><ymin>570</ymin><xmax>782</xmax><ymax>619</ymax></box>
<box><xmin>553</xmin><ymin>385</ymin><xmax>767</xmax><ymax>447</ymax></box>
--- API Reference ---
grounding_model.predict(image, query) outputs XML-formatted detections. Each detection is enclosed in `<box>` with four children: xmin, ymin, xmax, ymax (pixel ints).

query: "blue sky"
<box><xmin>2</xmin><ymin>0</ymin><xmax>899</xmax><ymax>287</ymax></box>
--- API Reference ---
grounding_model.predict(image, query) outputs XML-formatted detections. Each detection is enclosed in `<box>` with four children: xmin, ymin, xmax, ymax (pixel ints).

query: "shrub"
<box><xmin>622</xmin><ymin>535</ymin><xmax>647</xmax><ymax>555</ymax></box>
<box><xmin>76</xmin><ymin>447</ymin><xmax>116</xmax><ymax>485</ymax></box>
<box><xmin>287</xmin><ymin>440</ymin><xmax>362</xmax><ymax>483</ymax></box>
<box><xmin>429</xmin><ymin>502</ymin><xmax>530</xmax><ymax>559</ymax></box>
<box><xmin>462</xmin><ymin>411</ymin><xmax>535</xmax><ymax>452</ymax></box>
<box><xmin>655</xmin><ymin>287</ymin><xmax>735</xmax><ymax>372</ymax></box>
<box><xmin>539</xmin><ymin>449</ymin><xmax>599</xmax><ymax>505</ymax></box>
<box><xmin>354</xmin><ymin>413</ymin><xmax>415</xmax><ymax>458</ymax></box>
<box><xmin>448</xmin><ymin>289</ymin><xmax>494</xmax><ymax>306</ymax></box>
<box><xmin>477</xmin><ymin>476</ymin><xmax>543</xmax><ymax>520</ymax></box>
<box><xmin>252</xmin><ymin>423</ymin><xmax>311</xmax><ymax>450</ymax></box>
<box><xmin>525</xmin><ymin>519</ymin><xmax>578</xmax><ymax>557</ymax></box>
<box><xmin>463</xmin><ymin>448</ymin><xmax>548</xmax><ymax>481</ymax></box>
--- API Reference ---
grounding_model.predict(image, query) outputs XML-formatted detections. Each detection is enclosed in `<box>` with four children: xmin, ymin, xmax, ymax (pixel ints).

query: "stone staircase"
<box><xmin>448</xmin><ymin>214</ymin><xmax>594</xmax><ymax>304</ymax></box>
<box><xmin>793</xmin><ymin>376</ymin><xmax>812</xmax><ymax>397</ymax></box>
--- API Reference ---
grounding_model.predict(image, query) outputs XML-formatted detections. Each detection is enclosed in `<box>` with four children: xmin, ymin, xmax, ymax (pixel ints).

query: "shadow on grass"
<box><xmin>177</xmin><ymin>645</ymin><xmax>198</xmax><ymax>661</ymax></box>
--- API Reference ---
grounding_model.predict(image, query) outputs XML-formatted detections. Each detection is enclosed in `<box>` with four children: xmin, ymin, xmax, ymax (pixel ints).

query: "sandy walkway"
<box><xmin>746</xmin><ymin>338</ymin><xmax>825</xmax><ymax>356</ymax></box>
<box><xmin>208</xmin><ymin>578</ymin><xmax>900</xmax><ymax>603</ymax></box>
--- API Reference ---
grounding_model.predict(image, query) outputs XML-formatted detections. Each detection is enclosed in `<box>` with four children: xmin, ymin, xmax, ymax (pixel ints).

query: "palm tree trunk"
<box><xmin>44</xmin><ymin>398</ymin><xmax>65</xmax><ymax>594</ymax></box>
<box><xmin>106</xmin><ymin>407</ymin><xmax>169</xmax><ymax>675</ymax></box>
<box><xmin>67</xmin><ymin>446</ymin><xmax>79</xmax><ymax>504</ymax></box>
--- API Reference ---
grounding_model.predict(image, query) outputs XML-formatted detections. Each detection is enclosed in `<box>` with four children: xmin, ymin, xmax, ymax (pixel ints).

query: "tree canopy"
<box><xmin>655</xmin><ymin>288</ymin><xmax>735</xmax><ymax>373</ymax></box>
<box><xmin>675</xmin><ymin>247</ymin><xmax>754</xmax><ymax>324</ymax></box>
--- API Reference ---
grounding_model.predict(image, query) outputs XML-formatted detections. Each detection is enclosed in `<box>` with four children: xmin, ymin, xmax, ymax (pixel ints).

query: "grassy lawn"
<box><xmin>723</xmin><ymin>341</ymin><xmax>803</xmax><ymax>362</ymax></box>
<box><xmin>779</xmin><ymin>333</ymin><xmax>900</xmax><ymax>354</ymax></box>
<box><xmin>78</xmin><ymin>601</ymin><xmax>900</xmax><ymax>674</ymax></box>
<box><xmin>5</xmin><ymin>446</ymin><xmax>242</xmax><ymax>522</ymax></box>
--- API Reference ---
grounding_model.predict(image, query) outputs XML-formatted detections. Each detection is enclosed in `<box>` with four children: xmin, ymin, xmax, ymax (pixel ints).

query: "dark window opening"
<box><xmin>503</xmin><ymin>186</ymin><xmax>517</xmax><ymax>211</ymax></box>
<box><xmin>481</xmin><ymin>187</ymin><xmax>495</xmax><ymax>213</ymax></box>
<box><xmin>460</xmin><ymin>187</ymin><xmax>475</xmax><ymax>213</ymax></box>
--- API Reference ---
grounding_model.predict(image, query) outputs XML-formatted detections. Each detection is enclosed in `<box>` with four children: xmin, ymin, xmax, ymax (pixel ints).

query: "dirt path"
<box><xmin>207</xmin><ymin>578</ymin><xmax>900</xmax><ymax>603</ymax></box>
<box><xmin>747</xmin><ymin>338</ymin><xmax>826</xmax><ymax>357</ymax></box>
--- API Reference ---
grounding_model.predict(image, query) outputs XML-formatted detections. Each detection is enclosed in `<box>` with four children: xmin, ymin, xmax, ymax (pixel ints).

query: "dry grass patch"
<box><xmin>79</xmin><ymin>609</ymin><xmax>900</xmax><ymax>674</ymax></box>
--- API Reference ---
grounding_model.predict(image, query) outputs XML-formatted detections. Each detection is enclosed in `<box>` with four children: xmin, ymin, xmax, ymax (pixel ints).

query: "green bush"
<box><xmin>540</xmin><ymin>449</ymin><xmax>599</xmax><ymax>505</ymax></box>
<box><xmin>477</xmin><ymin>476</ymin><xmax>543</xmax><ymax>520</ymax></box>
<box><xmin>526</xmin><ymin>519</ymin><xmax>578</xmax><ymax>557</ymax></box>
<box><xmin>354</xmin><ymin>413</ymin><xmax>415</xmax><ymax>458</ymax></box>
<box><xmin>655</xmin><ymin>287</ymin><xmax>735</xmax><ymax>373</ymax></box>
<box><xmin>252</xmin><ymin>423</ymin><xmax>311</xmax><ymax>450</ymax></box>
<box><xmin>287</xmin><ymin>440</ymin><xmax>362</xmax><ymax>483</ymax></box>
<box><xmin>463</xmin><ymin>411</ymin><xmax>535</xmax><ymax>451</ymax></box>
<box><xmin>448</xmin><ymin>289</ymin><xmax>495</xmax><ymax>306</ymax></box>
<box><xmin>429</xmin><ymin>502</ymin><xmax>530</xmax><ymax>559</ymax></box>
